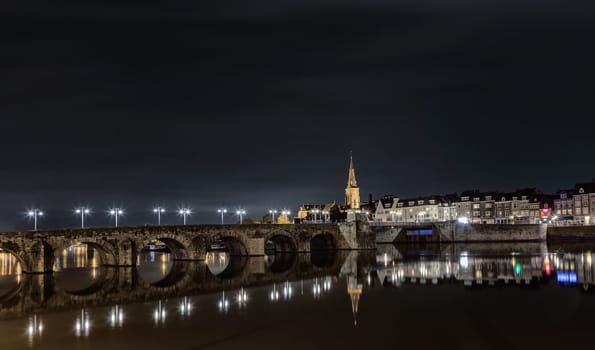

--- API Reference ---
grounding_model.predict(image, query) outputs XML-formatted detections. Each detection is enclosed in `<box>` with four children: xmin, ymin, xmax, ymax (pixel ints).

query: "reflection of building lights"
<box><xmin>218</xmin><ymin>291</ymin><xmax>229</xmax><ymax>312</ymax></box>
<box><xmin>75</xmin><ymin>309</ymin><xmax>91</xmax><ymax>337</ymax></box>
<box><xmin>459</xmin><ymin>252</ymin><xmax>469</xmax><ymax>269</ymax></box>
<box><xmin>543</xmin><ymin>257</ymin><xmax>551</xmax><ymax>276</ymax></box>
<box><xmin>179</xmin><ymin>296</ymin><xmax>192</xmax><ymax>317</ymax></box>
<box><xmin>154</xmin><ymin>300</ymin><xmax>166</xmax><ymax>325</ymax></box>
<box><xmin>109</xmin><ymin>305</ymin><xmax>124</xmax><ymax>328</ymax></box>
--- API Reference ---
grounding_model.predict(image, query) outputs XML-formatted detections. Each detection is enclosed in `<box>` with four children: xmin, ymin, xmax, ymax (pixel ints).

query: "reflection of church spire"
<box><xmin>347</xmin><ymin>276</ymin><xmax>363</xmax><ymax>327</ymax></box>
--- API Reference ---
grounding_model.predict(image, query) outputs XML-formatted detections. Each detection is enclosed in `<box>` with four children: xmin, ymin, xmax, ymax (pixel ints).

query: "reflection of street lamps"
<box><xmin>109</xmin><ymin>305</ymin><xmax>124</xmax><ymax>328</ymax></box>
<box><xmin>109</xmin><ymin>208</ymin><xmax>124</xmax><ymax>227</ymax></box>
<box><xmin>179</xmin><ymin>296</ymin><xmax>192</xmax><ymax>317</ymax></box>
<box><xmin>178</xmin><ymin>208</ymin><xmax>191</xmax><ymax>225</ymax></box>
<box><xmin>27</xmin><ymin>314</ymin><xmax>43</xmax><ymax>346</ymax></box>
<box><xmin>217</xmin><ymin>208</ymin><xmax>227</xmax><ymax>225</ymax></box>
<box><xmin>27</xmin><ymin>209</ymin><xmax>44</xmax><ymax>231</ymax></box>
<box><xmin>75</xmin><ymin>309</ymin><xmax>91</xmax><ymax>337</ymax></box>
<box><xmin>237</xmin><ymin>288</ymin><xmax>248</xmax><ymax>308</ymax></box>
<box><xmin>153</xmin><ymin>207</ymin><xmax>165</xmax><ymax>225</ymax></box>
<box><xmin>75</xmin><ymin>207</ymin><xmax>91</xmax><ymax>228</ymax></box>
<box><xmin>218</xmin><ymin>291</ymin><xmax>229</xmax><ymax>312</ymax></box>
<box><xmin>270</xmin><ymin>283</ymin><xmax>280</xmax><ymax>301</ymax></box>
<box><xmin>269</xmin><ymin>209</ymin><xmax>278</xmax><ymax>224</ymax></box>
<box><xmin>236</xmin><ymin>209</ymin><xmax>246</xmax><ymax>224</ymax></box>
<box><xmin>154</xmin><ymin>300</ymin><xmax>166</xmax><ymax>325</ymax></box>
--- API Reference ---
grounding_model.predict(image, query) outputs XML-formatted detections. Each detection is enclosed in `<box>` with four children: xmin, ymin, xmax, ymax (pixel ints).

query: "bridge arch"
<box><xmin>310</xmin><ymin>233</ymin><xmax>337</xmax><ymax>251</ymax></box>
<box><xmin>51</xmin><ymin>240</ymin><xmax>116</xmax><ymax>269</ymax></box>
<box><xmin>209</xmin><ymin>233</ymin><xmax>248</xmax><ymax>256</ymax></box>
<box><xmin>137</xmin><ymin>233</ymin><xmax>192</xmax><ymax>261</ymax></box>
<box><xmin>0</xmin><ymin>243</ymin><xmax>28</xmax><ymax>272</ymax></box>
<box><xmin>264</xmin><ymin>232</ymin><xmax>298</xmax><ymax>254</ymax></box>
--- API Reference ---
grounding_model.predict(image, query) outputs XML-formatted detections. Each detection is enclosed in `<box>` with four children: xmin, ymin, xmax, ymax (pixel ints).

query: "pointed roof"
<box><xmin>347</xmin><ymin>154</ymin><xmax>358</xmax><ymax>188</ymax></box>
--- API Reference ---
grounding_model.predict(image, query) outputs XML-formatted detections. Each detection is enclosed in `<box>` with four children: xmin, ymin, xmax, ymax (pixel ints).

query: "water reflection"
<box><xmin>153</xmin><ymin>300</ymin><xmax>166</xmax><ymax>326</ymax></box>
<box><xmin>74</xmin><ymin>309</ymin><xmax>91</xmax><ymax>337</ymax></box>
<box><xmin>26</xmin><ymin>314</ymin><xmax>42</xmax><ymax>347</ymax></box>
<box><xmin>2</xmin><ymin>245</ymin><xmax>595</xmax><ymax>349</ymax></box>
<box><xmin>109</xmin><ymin>305</ymin><xmax>124</xmax><ymax>328</ymax></box>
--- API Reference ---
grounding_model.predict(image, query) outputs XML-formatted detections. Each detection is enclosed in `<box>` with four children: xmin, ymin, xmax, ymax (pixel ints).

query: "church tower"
<box><xmin>345</xmin><ymin>154</ymin><xmax>361</xmax><ymax>209</ymax></box>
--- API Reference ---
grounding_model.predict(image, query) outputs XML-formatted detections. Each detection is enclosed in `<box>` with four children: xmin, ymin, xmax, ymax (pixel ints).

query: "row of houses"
<box><xmin>372</xmin><ymin>179</ymin><xmax>595</xmax><ymax>225</ymax></box>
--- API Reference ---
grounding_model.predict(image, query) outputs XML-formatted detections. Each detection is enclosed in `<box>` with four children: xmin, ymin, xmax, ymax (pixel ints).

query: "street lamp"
<box><xmin>281</xmin><ymin>210</ymin><xmax>291</xmax><ymax>224</ymax></box>
<box><xmin>178</xmin><ymin>208</ymin><xmax>192</xmax><ymax>225</ymax></box>
<box><xmin>75</xmin><ymin>207</ymin><xmax>91</xmax><ymax>228</ymax></box>
<box><xmin>322</xmin><ymin>210</ymin><xmax>330</xmax><ymax>223</ymax></box>
<box><xmin>269</xmin><ymin>209</ymin><xmax>278</xmax><ymax>224</ymax></box>
<box><xmin>236</xmin><ymin>209</ymin><xmax>246</xmax><ymax>224</ymax></box>
<box><xmin>312</xmin><ymin>209</ymin><xmax>320</xmax><ymax>224</ymax></box>
<box><xmin>109</xmin><ymin>208</ymin><xmax>124</xmax><ymax>227</ymax></box>
<box><xmin>27</xmin><ymin>209</ymin><xmax>44</xmax><ymax>231</ymax></box>
<box><xmin>153</xmin><ymin>207</ymin><xmax>166</xmax><ymax>225</ymax></box>
<box><xmin>217</xmin><ymin>208</ymin><xmax>227</xmax><ymax>225</ymax></box>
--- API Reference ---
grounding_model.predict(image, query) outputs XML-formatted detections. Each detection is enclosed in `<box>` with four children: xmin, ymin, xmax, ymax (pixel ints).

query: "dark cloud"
<box><xmin>1</xmin><ymin>0</ymin><xmax>594</xmax><ymax>230</ymax></box>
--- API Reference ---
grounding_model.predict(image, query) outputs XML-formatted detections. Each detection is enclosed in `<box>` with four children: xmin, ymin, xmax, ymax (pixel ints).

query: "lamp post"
<box><xmin>322</xmin><ymin>210</ymin><xmax>329</xmax><ymax>223</ymax></box>
<box><xmin>269</xmin><ymin>209</ymin><xmax>277</xmax><ymax>224</ymax></box>
<box><xmin>109</xmin><ymin>208</ymin><xmax>124</xmax><ymax>227</ymax></box>
<box><xmin>75</xmin><ymin>207</ymin><xmax>91</xmax><ymax>228</ymax></box>
<box><xmin>236</xmin><ymin>209</ymin><xmax>246</xmax><ymax>224</ymax></box>
<box><xmin>312</xmin><ymin>209</ymin><xmax>320</xmax><ymax>224</ymax></box>
<box><xmin>281</xmin><ymin>210</ymin><xmax>291</xmax><ymax>224</ymax></box>
<box><xmin>153</xmin><ymin>207</ymin><xmax>165</xmax><ymax>225</ymax></box>
<box><xmin>179</xmin><ymin>208</ymin><xmax>191</xmax><ymax>225</ymax></box>
<box><xmin>27</xmin><ymin>209</ymin><xmax>44</xmax><ymax>231</ymax></box>
<box><xmin>217</xmin><ymin>208</ymin><xmax>227</xmax><ymax>225</ymax></box>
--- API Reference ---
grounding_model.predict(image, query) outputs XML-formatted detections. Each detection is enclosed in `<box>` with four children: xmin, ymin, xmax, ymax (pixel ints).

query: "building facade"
<box><xmin>554</xmin><ymin>180</ymin><xmax>595</xmax><ymax>225</ymax></box>
<box><xmin>373</xmin><ymin>194</ymin><xmax>457</xmax><ymax>224</ymax></box>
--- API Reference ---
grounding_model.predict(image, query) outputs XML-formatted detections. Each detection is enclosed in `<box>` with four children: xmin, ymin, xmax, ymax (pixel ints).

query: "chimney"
<box><xmin>368</xmin><ymin>193</ymin><xmax>373</xmax><ymax>205</ymax></box>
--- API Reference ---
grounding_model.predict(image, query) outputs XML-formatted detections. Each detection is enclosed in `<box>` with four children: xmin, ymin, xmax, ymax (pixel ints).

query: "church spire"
<box><xmin>345</xmin><ymin>153</ymin><xmax>361</xmax><ymax>208</ymax></box>
<box><xmin>347</xmin><ymin>152</ymin><xmax>357</xmax><ymax>188</ymax></box>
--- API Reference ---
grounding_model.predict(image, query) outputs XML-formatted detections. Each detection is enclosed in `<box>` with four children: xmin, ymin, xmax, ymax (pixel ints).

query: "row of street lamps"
<box><xmin>23</xmin><ymin>206</ymin><xmax>292</xmax><ymax>231</ymax></box>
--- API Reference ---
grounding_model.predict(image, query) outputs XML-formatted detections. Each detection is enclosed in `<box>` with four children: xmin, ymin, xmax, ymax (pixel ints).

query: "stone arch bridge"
<box><xmin>0</xmin><ymin>223</ymin><xmax>375</xmax><ymax>273</ymax></box>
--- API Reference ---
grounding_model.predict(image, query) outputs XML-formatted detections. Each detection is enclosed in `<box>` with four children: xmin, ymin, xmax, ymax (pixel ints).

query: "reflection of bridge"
<box><xmin>0</xmin><ymin>252</ymin><xmax>360</xmax><ymax>321</ymax></box>
<box><xmin>0</xmin><ymin>223</ymin><xmax>375</xmax><ymax>273</ymax></box>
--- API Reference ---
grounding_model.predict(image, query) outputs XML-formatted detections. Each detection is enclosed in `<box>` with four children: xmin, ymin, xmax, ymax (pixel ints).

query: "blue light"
<box><xmin>557</xmin><ymin>272</ymin><xmax>577</xmax><ymax>284</ymax></box>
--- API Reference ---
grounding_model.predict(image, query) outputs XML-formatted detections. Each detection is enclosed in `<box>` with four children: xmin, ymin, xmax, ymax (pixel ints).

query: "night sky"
<box><xmin>1</xmin><ymin>0</ymin><xmax>594</xmax><ymax>230</ymax></box>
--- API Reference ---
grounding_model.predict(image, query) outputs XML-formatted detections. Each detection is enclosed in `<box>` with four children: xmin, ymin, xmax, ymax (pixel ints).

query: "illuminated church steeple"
<box><xmin>345</xmin><ymin>153</ymin><xmax>361</xmax><ymax>209</ymax></box>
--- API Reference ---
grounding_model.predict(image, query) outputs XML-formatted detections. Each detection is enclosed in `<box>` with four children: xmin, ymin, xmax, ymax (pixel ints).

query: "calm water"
<box><xmin>1</xmin><ymin>243</ymin><xmax>594</xmax><ymax>349</ymax></box>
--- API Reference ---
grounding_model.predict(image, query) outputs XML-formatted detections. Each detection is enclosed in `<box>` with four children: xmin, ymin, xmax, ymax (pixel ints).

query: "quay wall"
<box><xmin>439</xmin><ymin>222</ymin><xmax>547</xmax><ymax>242</ymax></box>
<box><xmin>373</xmin><ymin>222</ymin><xmax>546</xmax><ymax>243</ymax></box>
<box><xmin>548</xmin><ymin>226</ymin><xmax>595</xmax><ymax>241</ymax></box>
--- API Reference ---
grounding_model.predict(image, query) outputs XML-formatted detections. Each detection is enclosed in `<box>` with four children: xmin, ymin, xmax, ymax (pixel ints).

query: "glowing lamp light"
<box><xmin>457</xmin><ymin>217</ymin><xmax>469</xmax><ymax>224</ymax></box>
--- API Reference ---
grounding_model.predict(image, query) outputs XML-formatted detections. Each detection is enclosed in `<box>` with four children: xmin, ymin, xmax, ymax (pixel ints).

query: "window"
<box><xmin>485</xmin><ymin>196</ymin><xmax>492</xmax><ymax>201</ymax></box>
<box><xmin>473</xmin><ymin>204</ymin><xmax>480</xmax><ymax>209</ymax></box>
<box><xmin>429</xmin><ymin>200</ymin><xmax>436</xmax><ymax>204</ymax></box>
<box><xmin>485</xmin><ymin>203</ymin><xmax>493</xmax><ymax>209</ymax></box>
<box><xmin>474</xmin><ymin>197</ymin><xmax>480</xmax><ymax>202</ymax></box>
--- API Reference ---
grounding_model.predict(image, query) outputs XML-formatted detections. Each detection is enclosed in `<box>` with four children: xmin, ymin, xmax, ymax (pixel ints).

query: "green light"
<box><xmin>515</xmin><ymin>263</ymin><xmax>521</xmax><ymax>276</ymax></box>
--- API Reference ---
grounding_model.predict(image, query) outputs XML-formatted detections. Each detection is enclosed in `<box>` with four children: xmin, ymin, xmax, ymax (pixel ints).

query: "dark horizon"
<box><xmin>2</xmin><ymin>0</ymin><xmax>594</xmax><ymax>230</ymax></box>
